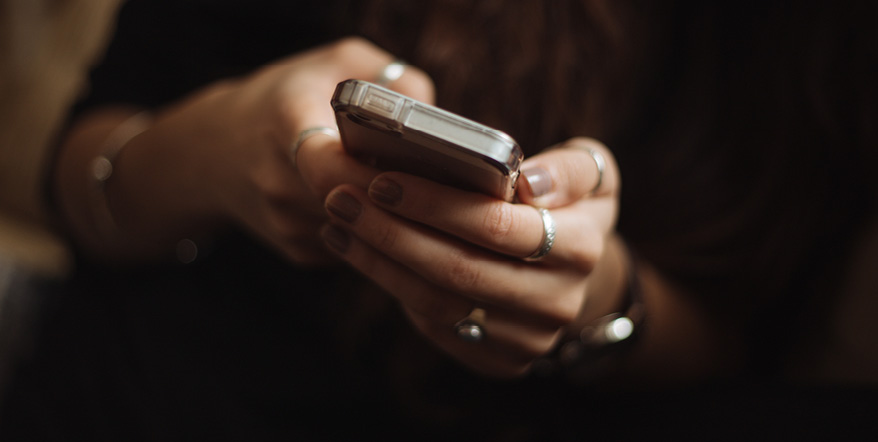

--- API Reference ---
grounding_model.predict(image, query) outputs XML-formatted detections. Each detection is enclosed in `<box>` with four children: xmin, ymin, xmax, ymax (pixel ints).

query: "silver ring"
<box><xmin>454</xmin><ymin>308</ymin><xmax>486</xmax><ymax>343</ymax></box>
<box><xmin>289</xmin><ymin>127</ymin><xmax>338</xmax><ymax>166</ymax></box>
<box><xmin>585</xmin><ymin>147</ymin><xmax>606</xmax><ymax>196</ymax></box>
<box><xmin>374</xmin><ymin>60</ymin><xmax>406</xmax><ymax>87</ymax></box>
<box><xmin>524</xmin><ymin>208</ymin><xmax>556</xmax><ymax>261</ymax></box>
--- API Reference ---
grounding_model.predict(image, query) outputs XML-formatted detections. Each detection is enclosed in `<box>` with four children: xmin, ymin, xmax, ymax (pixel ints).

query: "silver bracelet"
<box><xmin>88</xmin><ymin>111</ymin><xmax>152</xmax><ymax>241</ymax></box>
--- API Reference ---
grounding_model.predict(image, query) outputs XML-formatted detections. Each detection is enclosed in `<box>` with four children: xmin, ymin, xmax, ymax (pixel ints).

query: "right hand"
<box><xmin>108</xmin><ymin>37</ymin><xmax>434</xmax><ymax>265</ymax></box>
<box><xmin>319</xmin><ymin>138</ymin><xmax>623</xmax><ymax>377</ymax></box>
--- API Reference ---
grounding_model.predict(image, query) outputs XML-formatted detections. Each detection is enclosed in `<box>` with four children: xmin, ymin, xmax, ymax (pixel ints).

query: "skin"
<box><xmin>54</xmin><ymin>37</ymin><xmax>732</xmax><ymax>380</ymax></box>
<box><xmin>56</xmin><ymin>37</ymin><xmax>430</xmax><ymax>264</ymax></box>
<box><xmin>319</xmin><ymin>139</ymin><xmax>622</xmax><ymax>377</ymax></box>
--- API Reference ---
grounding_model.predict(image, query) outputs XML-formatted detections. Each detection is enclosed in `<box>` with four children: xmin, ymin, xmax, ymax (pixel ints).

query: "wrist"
<box><xmin>556</xmin><ymin>241</ymin><xmax>645</xmax><ymax>383</ymax></box>
<box><xmin>105</xmin><ymin>113</ymin><xmax>224</xmax><ymax>263</ymax></box>
<box><xmin>55</xmin><ymin>108</ymin><xmax>220</xmax><ymax>264</ymax></box>
<box><xmin>89</xmin><ymin>111</ymin><xmax>153</xmax><ymax>242</ymax></box>
<box><xmin>532</xmin><ymin>234</ymin><xmax>646</xmax><ymax>383</ymax></box>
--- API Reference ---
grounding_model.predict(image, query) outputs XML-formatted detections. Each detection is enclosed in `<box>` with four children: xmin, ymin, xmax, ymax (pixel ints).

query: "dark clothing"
<box><xmin>2</xmin><ymin>1</ymin><xmax>877</xmax><ymax>440</ymax></box>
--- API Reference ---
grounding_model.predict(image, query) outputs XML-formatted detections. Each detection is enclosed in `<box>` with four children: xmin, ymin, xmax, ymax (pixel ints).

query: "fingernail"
<box><xmin>369</xmin><ymin>177</ymin><xmax>403</xmax><ymax>206</ymax></box>
<box><xmin>326</xmin><ymin>191</ymin><xmax>362</xmax><ymax>223</ymax></box>
<box><xmin>321</xmin><ymin>225</ymin><xmax>350</xmax><ymax>253</ymax></box>
<box><xmin>522</xmin><ymin>167</ymin><xmax>553</xmax><ymax>198</ymax></box>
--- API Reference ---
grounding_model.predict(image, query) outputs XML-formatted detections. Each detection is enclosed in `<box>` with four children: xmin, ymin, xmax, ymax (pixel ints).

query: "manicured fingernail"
<box><xmin>522</xmin><ymin>167</ymin><xmax>553</xmax><ymax>198</ymax></box>
<box><xmin>369</xmin><ymin>177</ymin><xmax>403</xmax><ymax>206</ymax></box>
<box><xmin>321</xmin><ymin>225</ymin><xmax>350</xmax><ymax>253</ymax></box>
<box><xmin>326</xmin><ymin>191</ymin><xmax>362</xmax><ymax>223</ymax></box>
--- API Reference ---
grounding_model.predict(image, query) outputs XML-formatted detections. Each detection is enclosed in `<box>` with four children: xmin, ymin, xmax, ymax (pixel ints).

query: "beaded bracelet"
<box><xmin>88</xmin><ymin>112</ymin><xmax>152</xmax><ymax>241</ymax></box>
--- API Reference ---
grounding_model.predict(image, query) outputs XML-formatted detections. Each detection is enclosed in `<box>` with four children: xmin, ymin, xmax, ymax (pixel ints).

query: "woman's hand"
<box><xmin>166</xmin><ymin>38</ymin><xmax>435</xmax><ymax>265</ymax></box>
<box><xmin>320</xmin><ymin>137</ymin><xmax>622</xmax><ymax>377</ymax></box>
<box><xmin>56</xmin><ymin>37</ymin><xmax>434</xmax><ymax>264</ymax></box>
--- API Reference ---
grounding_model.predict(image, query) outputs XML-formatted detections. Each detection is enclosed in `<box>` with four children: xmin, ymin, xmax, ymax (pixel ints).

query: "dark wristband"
<box><xmin>533</xmin><ymin>247</ymin><xmax>646</xmax><ymax>383</ymax></box>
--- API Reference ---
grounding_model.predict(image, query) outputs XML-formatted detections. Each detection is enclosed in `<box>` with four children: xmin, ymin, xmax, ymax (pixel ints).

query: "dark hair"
<box><xmin>354</xmin><ymin>0</ymin><xmax>878</xmax><ymax>372</ymax></box>
<box><xmin>354</xmin><ymin>0</ymin><xmax>635</xmax><ymax>152</ymax></box>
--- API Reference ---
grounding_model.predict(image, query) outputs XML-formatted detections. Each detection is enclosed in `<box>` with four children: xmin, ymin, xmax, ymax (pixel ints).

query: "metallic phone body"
<box><xmin>331</xmin><ymin>79</ymin><xmax>523</xmax><ymax>201</ymax></box>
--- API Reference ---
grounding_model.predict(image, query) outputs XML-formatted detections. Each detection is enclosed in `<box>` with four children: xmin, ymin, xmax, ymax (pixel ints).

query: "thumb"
<box><xmin>516</xmin><ymin>137</ymin><xmax>619</xmax><ymax>208</ymax></box>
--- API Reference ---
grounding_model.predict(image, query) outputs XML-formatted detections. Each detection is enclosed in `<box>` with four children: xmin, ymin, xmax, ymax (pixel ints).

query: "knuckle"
<box><xmin>398</xmin><ymin>66</ymin><xmax>436</xmax><ymax>102</ymax></box>
<box><xmin>408</xmin><ymin>68</ymin><xmax>434</xmax><ymax>89</ymax></box>
<box><xmin>539</xmin><ymin>293</ymin><xmax>584</xmax><ymax>326</ymax></box>
<box><xmin>549</xmin><ymin>299</ymin><xmax>582</xmax><ymax>325</ymax></box>
<box><xmin>252</xmin><ymin>168</ymin><xmax>290</xmax><ymax>201</ymax></box>
<box><xmin>483</xmin><ymin>203</ymin><xmax>518</xmax><ymax>244</ymax></box>
<box><xmin>568</xmin><ymin>226</ymin><xmax>604</xmax><ymax>275</ymax></box>
<box><xmin>373</xmin><ymin>223</ymin><xmax>401</xmax><ymax>251</ymax></box>
<box><xmin>561</xmin><ymin>138</ymin><xmax>619</xmax><ymax>195</ymax></box>
<box><xmin>329</xmin><ymin>37</ymin><xmax>374</xmax><ymax>61</ymax></box>
<box><xmin>443</xmin><ymin>252</ymin><xmax>482</xmax><ymax>294</ymax></box>
<box><xmin>569</xmin><ymin>249</ymin><xmax>600</xmax><ymax>275</ymax></box>
<box><xmin>567</xmin><ymin>136</ymin><xmax>605</xmax><ymax>150</ymax></box>
<box><xmin>273</xmin><ymin>94</ymin><xmax>303</xmax><ymax>132</ymax></box>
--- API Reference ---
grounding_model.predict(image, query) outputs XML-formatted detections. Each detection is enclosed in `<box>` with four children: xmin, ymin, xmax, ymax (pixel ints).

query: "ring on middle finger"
<box><xmin>524</xmin><ymin>207</ymin><xmax>556</xmax><ymax>261</ymax></box>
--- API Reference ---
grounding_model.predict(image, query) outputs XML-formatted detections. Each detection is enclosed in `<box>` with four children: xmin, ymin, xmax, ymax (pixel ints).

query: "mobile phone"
<box><xmin>331</xmin><ymin>79</ymin><xmax>523</xmax><ymax>201</ymax></box>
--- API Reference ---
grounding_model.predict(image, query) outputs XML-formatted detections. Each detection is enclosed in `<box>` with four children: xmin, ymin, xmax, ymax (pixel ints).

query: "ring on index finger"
<box><xmin>289</xmin><ymin>126</ymin><xmax>338</xmax><ymax>167</ymax></box>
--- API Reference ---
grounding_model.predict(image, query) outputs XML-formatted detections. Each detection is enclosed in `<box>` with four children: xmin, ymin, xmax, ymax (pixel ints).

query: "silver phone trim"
<box><xmin>332</xmin><ymin>79</ymin><xmax>522</xmax><ymax>174</ymax></box>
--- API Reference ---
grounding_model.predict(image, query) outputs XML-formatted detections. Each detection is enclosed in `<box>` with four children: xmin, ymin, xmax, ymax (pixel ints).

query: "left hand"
<box><xmin>321</xmin><ymin>137</ymin><xmax>620</xmax><ymax>378</ymax></box>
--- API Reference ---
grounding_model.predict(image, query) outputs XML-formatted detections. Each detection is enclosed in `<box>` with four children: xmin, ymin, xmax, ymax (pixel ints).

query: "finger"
<box><xmin>324</xmin><ymin>186</ymin><xmax>586</xmax><ymax>324</ymax></box>
<box><xmin>322</xmin><ymin>38</ymin><xmax>435</xmax><ymax>100</ymax></box>
<box><xmin>408</xmin><ymin>311</ymin><xmax>533</xmax><ymax>378</ymax></box>
<box><xmin>296</xmin><ymin>136</ymin><xmax>383</xmax><ymax>198</ymax></box>
<box><xmin>319</xmin><ymin>224</ymin><xmax>473</xmax><ymax>325</ymax></box>
<box><xmin>433</xmin><ymin>307</ymin><xmax>563</xmax><ymax>362</ymax></box>
<box><xmin>406</xmin><ymin>308</ymin><xmax>557</xmax><ymax>378</ymax></box>
<box><xmin>380</xmin><ymin>63</ymin><xmax>435</xmax><ymax>105</ymax></box>
<box><xmin>516</xmin><ymin>137</ymin><xmax>620</xmax><ymax>208</ymax></box>
<box><xmin>368</xmin><ymin>173</ymin><xmax>542</xmax><ymax>256</ymax></box>
<box><xmin>406</xmin><ymin>310</ymin><xmax>534</xmax><ymax>378</ymax></box>
<box><xmin>281</xmin><ymin>39</ymin><xmax>435</xmax><ymax>193</ymax></box>
<box><xmin>239</xmin><ymin>195</ymin><xmax>338</xmax><ymax>266</ymax></box>
<box><xmin>318</xmin><ymin>38</ymin><xmax>435</xmax><ymax>104</ymax></box>
<box><xmin>289</xmin><ymin>38</ymin><xmax>436</xmax><ymax>131</ymax></box>
<box><xmin>367</xmin><ymin>172</ymin><xmax>612</xmax><ymax>266</ymax></box>
<box><xmin>320</xmin><ymin>222</ymin><xmax>562</xmax><ymax>375</ymax></box>
<box><xmin>326</xmin><ymin>221</ymin><xmax>564</xmax><ymax>354</ymax></box>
